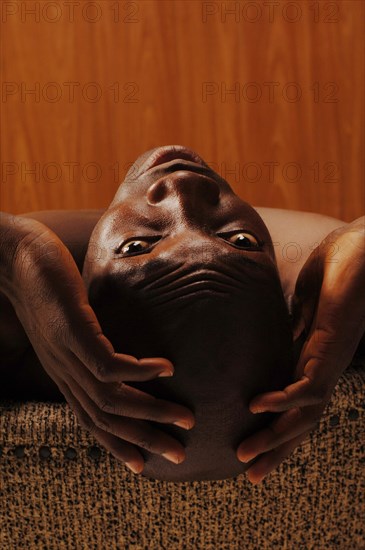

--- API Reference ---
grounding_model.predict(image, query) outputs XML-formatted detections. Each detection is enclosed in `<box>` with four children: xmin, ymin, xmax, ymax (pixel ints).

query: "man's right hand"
<box><xmin>0</xmin><ymin>213</ymin><xmax>195</xmax><ymax>474</ymax></box>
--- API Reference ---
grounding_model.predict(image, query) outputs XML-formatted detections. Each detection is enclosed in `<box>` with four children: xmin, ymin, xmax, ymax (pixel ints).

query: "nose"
<box><xmin>146</xmin><ymin>171</ymin><xmax>220</xmax><ymax>208</ymax></box>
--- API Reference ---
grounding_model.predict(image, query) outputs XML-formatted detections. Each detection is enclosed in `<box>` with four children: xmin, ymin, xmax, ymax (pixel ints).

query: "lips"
<box><xmin>140</xmin><ymin>145</ymin><xmax>208</xmax><ymax>176</ymax></box>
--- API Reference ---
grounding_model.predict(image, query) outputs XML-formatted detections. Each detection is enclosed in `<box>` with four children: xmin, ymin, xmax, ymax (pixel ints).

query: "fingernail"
<box><xmin>157</xmin><ymin>370</ymin><xmax>173</xmax><ymax>377</ymax></box>
<box><xmin>248</xmin><ymin>473</ymin><xmax>265</xmax><ymax>485</ymax></box>
<box><xmin>162</xmin><ymin>451</ymin><xmax>185</xmax><ymax>464</ymax></box>
<box><xmin>251</xmin><ymin>408</ymin><xmax>266</xmax><ymax>414</ymax></box>
<box><xmin>140</xmin><ymin>358</ymin><xmax>174</xmax><ymax>370</ymax></box>
<box><xmin>238</xmin><ymin>453</ymin><xmax>257</xmax><ymax>463</ymax></box>
<box><xmin>126</xmin><ymin>462</ymin><xmax>143</xmax><ymax>474</ymax></box>
<box><xmin>173</xmin><ymin>420</ymin><xmax>193</xmax><ymax>430</ymax></box>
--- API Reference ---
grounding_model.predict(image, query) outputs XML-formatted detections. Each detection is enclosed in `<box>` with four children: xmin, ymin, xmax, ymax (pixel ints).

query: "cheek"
<box><xmin>88</xmin><ymin>272</ymin><xmax>157</xmax><ymax>357</ymax></box>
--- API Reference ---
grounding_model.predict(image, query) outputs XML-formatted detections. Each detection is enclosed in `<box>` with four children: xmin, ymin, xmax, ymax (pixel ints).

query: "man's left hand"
<box><xmin>236</xmin><ymin>217</ymin><xmax>365</xmax><ymax>484</ymax></box>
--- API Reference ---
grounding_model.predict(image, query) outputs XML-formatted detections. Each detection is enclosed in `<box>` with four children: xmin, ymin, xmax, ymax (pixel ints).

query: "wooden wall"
<box><xmin>1</xmin><ymin>0</ymin><xmax>364</xmax><ymax>221</ymax></box>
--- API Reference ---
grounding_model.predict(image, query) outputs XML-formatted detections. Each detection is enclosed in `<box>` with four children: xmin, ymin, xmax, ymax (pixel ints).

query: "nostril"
<box><xmin>147</xmin><ymin>174</ymin><xmax>221</xmax><ymax>206</ymax></box>
<box><xmin>147</xmin><ymin>180</ymin><xmax>168</xmax><ymax>204</ymax></box>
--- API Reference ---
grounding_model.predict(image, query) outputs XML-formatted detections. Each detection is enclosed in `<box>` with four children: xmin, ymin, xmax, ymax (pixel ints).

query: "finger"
<box><xmin>245</xmin><ymin>429</ymin><xmax>312</xmax><ymax>485</ymax></box>
<box><xmin>63</xmin><ymin>374</ymin><xmax>187</xmax><ymax>465</ymax></box>
<box><xmin>54</xmin><ymin>376</ymin><xmax>145</xmax><ymax>474</ymax></box>
<box><xmin>249</xmin><ymin>368</ymin><xmax>326</xmax><ymax>413</ymax></box>
<box><xmin>251</xmin><ymin>297</ymin><xmax>352</xmax><ymax>414</ymax></box>
<box><xmin>72</xmin><ymin>340</ymin><xmax>175</xmax><ymax>383</ymax></box>
<box><xmin>237</xmin><ymin>407</ymin><xmax>317</xmax><ymax>462</ymax></box>
<box><xmin>67</xmin><ymin>303</ymin><xmax>175</xmax><ymax>381</ymax></box>
<box><xmin>64</xmin><ymin>351</ymin><xmax>195</xmax><ymax>428</ymax></box>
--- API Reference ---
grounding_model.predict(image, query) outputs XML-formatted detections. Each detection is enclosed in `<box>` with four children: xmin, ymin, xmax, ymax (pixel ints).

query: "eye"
<box><xmin>223</xmin><ymin>231</ymin><xmax>262</xmax><ymax>249</ymax></box>
<box><xmin>121</xmin><ymin>240</ymin><xmax>151</xmax><ymax>255</ymax></box>
<box><xmin>116</xmin><ymin>237</ymin><xmax>159</xmax><ymax>256</ymax></box>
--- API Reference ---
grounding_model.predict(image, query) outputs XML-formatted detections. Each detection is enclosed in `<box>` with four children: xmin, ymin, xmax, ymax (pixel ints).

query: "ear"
<box><xmin>284</xmin><ymin>292</ymin><xmax>304</xmax><ymax>342</ymax></box>
<box><xmin>286</xmin><ymin>293</ymin><xmax>294</xmax><ymax>317</ymax></box>
<box><xmin>292</xmin><ymin>291</ymin><xmax>313</xmax><ymax>342</ymax></box>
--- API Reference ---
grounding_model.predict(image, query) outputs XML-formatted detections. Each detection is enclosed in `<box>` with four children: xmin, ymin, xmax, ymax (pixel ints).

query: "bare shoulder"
<box><xmin>18</xmin><ymin>209</ymin><xmax>106</xmax><ymax>238</ymax></box>
<box><xmin>253</xmin><ymin>206</ymin><xmax>349</xmax><ymax>300</ymax></box>
<box><xmin>253</xmin><ymin>206</ymin><xmax>347</xmax><ymax>244</ymax></box>
<box><xmin>17</xmin><ymin>209</ymin><xmax>106</xmax><ymax>271</ymax></box>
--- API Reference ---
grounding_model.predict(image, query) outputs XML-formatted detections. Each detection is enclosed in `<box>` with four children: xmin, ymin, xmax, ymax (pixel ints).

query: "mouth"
<box><xmin>139</xmin><ymin>145</ymin><xmax>208</xmax><ymax>176</ymax></box>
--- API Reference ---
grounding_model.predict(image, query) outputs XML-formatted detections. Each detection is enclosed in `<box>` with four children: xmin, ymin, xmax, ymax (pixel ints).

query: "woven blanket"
<box><xmin>0</xmin><ymin>365</ymin><xmax>364</xmax><ymax>550</ymax></box>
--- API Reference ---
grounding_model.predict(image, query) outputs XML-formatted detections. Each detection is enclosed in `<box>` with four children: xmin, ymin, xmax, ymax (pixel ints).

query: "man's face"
<box><xmin>83</xmin><ymin>145</ymin><xmax>294</xmax><ymax>481</ymax></box>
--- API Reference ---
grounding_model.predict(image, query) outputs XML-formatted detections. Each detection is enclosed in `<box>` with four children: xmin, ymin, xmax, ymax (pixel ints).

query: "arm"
<box><xmin>237</xmin><ymin>215</ymin><xmax>365</xmax><ymax>484</ymax></box>
<box><xmin>0</xmin><ymin>211</ymin><xmax>194</xmax><ymax>474</ymax></box>
<box><xmin>0</xmin><ymin>210</ymin><xmax>103</xmax><ymax>396</ymax></box>
<box><xmin>0</xmin><ymin>209</ymin><xmax>106</xmax><ymax>398</ymax></box>
<box><xmin>19</xmin><ymin>206</ymin><xmax>349</xmax><ymax>294</ymax></box>
<box><xmin>1</xmin><ymin>206</ymin><xmax>350</xmax><ymax>362</ymax></box>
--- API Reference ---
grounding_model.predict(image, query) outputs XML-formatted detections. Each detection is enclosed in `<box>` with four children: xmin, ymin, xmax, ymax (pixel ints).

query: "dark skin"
<box><xmin>1</xmin><ymin>145</ymin><xmax>364</xmax><ymax>482</ymax></box>
<box><xmin>81</xmin><ymin>146</ymin><xmax>297</xmax><ymax>481</ymax></box>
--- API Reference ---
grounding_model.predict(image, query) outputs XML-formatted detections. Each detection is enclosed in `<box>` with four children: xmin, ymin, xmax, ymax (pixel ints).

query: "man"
<box><xmin>1</xmin><ymin>145</ymin><xmax>364</xmax><ymax>482</ymax></box>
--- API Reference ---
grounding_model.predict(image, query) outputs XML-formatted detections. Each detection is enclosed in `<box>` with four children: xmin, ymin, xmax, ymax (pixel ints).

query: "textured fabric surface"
<box><xmin>0</xmin><ymin>365</ymin><xmax>364</xmax><ymax>550</ymax></box>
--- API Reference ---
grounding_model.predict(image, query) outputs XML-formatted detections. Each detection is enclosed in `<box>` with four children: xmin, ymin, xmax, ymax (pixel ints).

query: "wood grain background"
<box><xmin>1</xmin><ymin>0</ymin><xmax>364</xmax><ymax>221</ymax></box>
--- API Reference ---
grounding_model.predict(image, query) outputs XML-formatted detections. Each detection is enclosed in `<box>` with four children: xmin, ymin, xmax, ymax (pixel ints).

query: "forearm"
<box><xmin>0</xmin><ymin>209</ymin><xmax>105</xmax><ymax>361</ymax></box>
<box><xmin>0</xmin><ymin>212</ymin><xmax>34</xmax><ymax>365</ymax></box>
<box><xmin>0</xmin><ymin>211</ymin><xmax>76</xmax><ymax>400</ymax></box>
<box><xmin>0</xmin><ymin>211</ymin><xmax>32</xmax><ymax>299</ymax></box>
<box><xmin>349</xmin><ymin>215</ymin><xmax>365</xmax><ymax>362</ymax></box>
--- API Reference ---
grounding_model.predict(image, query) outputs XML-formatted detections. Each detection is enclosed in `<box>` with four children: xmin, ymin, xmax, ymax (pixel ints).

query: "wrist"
<box><xmin>0</xmin><ymin>212</ymin><xmax>23</xmax><ymax>299</ymax></box>
<box><xmin>0</xmin><ymin>212</ymin><xmax>44</xmax><ymax>303</ymax></box>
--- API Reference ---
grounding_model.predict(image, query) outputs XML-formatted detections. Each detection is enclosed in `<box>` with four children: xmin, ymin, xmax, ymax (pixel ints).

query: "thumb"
<box><xmin>290</xmin><ymin>250</ymin><xmax>324</xmax><ymax>342</ymax></box>
<box><xmin>290</xmin><ymin>288</ymin><xmax>319</xmax><ymax>343</ymax></box>
<box><xmin>290</xmin><ymin>293</ymin><xmax>306</xmax><ymax>342</ymax></box>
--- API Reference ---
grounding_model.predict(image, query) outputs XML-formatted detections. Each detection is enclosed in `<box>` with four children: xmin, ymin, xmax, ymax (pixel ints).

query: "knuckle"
<box><xmin>87</xmin><ymin>422</ymin><xmax>97</xmax><ymax>438</ymax></box>
<box><xmin>313</xmin><ymin>326</ymin><xmax>341</xmax><ymax>347</ymax></box>
<box><xmin>309</xmin><ymin>384</ymin><xmax>328</xmax><ymax>403</ymax></box>
<box><xmin>135</xmin><ymin>437</ymin><xmax>154</xmax><ymax>452</ymax></box>
<box><xmin>290</xmin><ymin>406</ymin><xmax>303</xmax><ymax>422</ymax></box>
<box><xmin>78</xmin><ymin>414</ymin><xmax>96</xmax><ymax>436</ymax></box>
<box><xmin>139</xmin><ymin>406</ymin><xmax>159</xmax><ymax>423</ymax></box>
<box><xmin>97</xmin><ymin>397</ymin><xmax>115</xmax><ymax>414</ymax></box>
<box><xmin>92</xmin><ymin>409</ymin><xmax>110</xmax><ymax>431</ymax></box>
<box><xmin>114</xmin><ymin>382</ymin><xmax>129</xmax><ymax>399</ymax></box>
<box><xmin>310</xmin><ymin>418</ymin><xmax>320</xmax><ymax>431</ymax></box>
<box><xmin>302</xmin><ymin>371</ymin><xmax>329</xmax><ymax>403</ymax></box>
<box><xmin>93</xmin><ymin>360</ymin><xmax>109</xmax><ymax>382</ymax></box>
<box><xmin>96</xmin><ymin>394</ymin><xmax>126</xmax><ymax>416</ymax></box>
